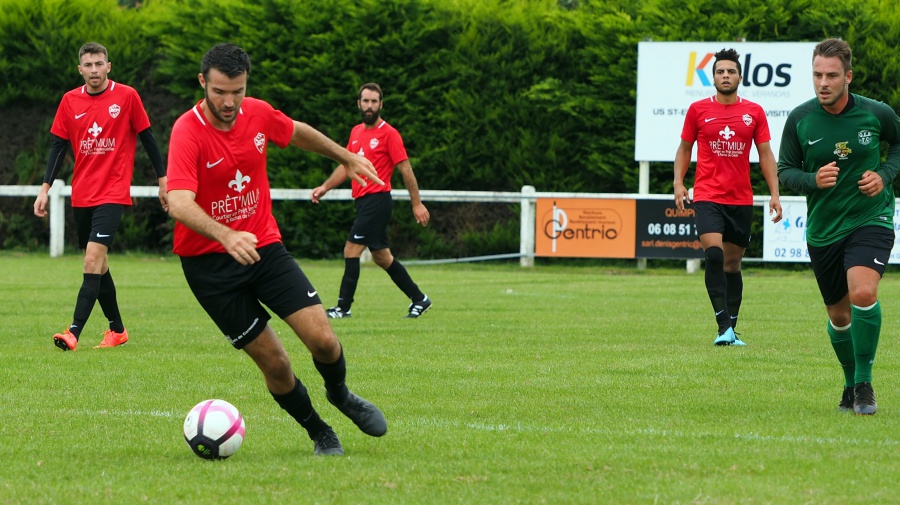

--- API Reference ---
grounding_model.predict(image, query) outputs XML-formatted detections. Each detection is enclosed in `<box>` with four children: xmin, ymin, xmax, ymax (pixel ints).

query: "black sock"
<box><xmin>725</xmin><ymin>271</ymin><xmax>743</xmax><ymax>330</ymax></box>
<box><xmin>386</xmin><ymin>259</ymin><xmax>424</xmax><ymax>301</ymax></box>
<box><xmin>270</xmin><ymin>376</ymin><xmax>330</xmax><ymax>439</ymax></box>
<box><xmin>704</xmin><ymin>247</ymin><xmax>730</xmax><ymax>334</ymax></box>
<box><xmin>337</xmin><ymin>258</ymin><xmax>360</xmax><ymax>311</ymax></box>
<box><xmin>97</xmin><ymin>270</ymin><xmax>125</xmax><ymax>333</ymax></box>
<box><xmin>70</xmin><ymin>273</ymin><xmax>102</xmax><ymax>339</ymax></box>
<box><xmin>313</xmin><ymin>348</ymin><xmax>349</xmax><ymax>402</ymax></box>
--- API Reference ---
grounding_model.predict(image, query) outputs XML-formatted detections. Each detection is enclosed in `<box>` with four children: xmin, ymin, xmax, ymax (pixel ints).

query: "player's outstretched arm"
<box><xmin>289</xmin><ymin>121</ymin><xmax>383</xmax><ymax>187</ymax></box>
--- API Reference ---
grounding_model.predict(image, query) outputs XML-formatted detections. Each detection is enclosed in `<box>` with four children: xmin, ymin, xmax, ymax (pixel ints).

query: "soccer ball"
<box><xmin>183</xmin><ymin>399</ymin><xmax>245</xmax><ymax>460</ymax></box>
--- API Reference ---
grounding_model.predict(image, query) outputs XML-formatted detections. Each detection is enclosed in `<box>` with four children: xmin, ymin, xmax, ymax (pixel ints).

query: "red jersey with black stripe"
<box><xmin>347</xmin><ymin>119</ymin><xmax>408</xmax><ymax>199</ymax></box>
<box><xmin>680</xmin><ymin>95</ymin><xmax>771</xmax><ymax>205</ymax></box>
<box><xmin>50</xmin><ymin>81</ymin><xmax>151</xmax><ymax>207</ymax></box>
<box><xmin>167</xmin><ymin>97</ymin><xmax>294</xmax><ymax>257</ymax></box>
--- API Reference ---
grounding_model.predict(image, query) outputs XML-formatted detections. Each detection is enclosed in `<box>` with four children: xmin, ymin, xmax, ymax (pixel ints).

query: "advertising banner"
<box><xmin>761</xmin><ymin>199</ymin><xmax>811</xmax><ymax>262</ymax></box>
<box><xmin>634</xmin><ymin>200</ymin><xmax>704</xmax><ymax>259</ymax></box>
<box><xmin>535</xmin><ymin>198</ymin><xmax>636</xmax><ymax>258</ymax></box>
<box><xmin>635</xmin><ymin>41</ymin><xmax>817</xmax><ymax>162</ymax></box>
<box><xmin>762</xmin><ymin>199</ymin><xmax>900</xmax><ymax>263</ymax></box>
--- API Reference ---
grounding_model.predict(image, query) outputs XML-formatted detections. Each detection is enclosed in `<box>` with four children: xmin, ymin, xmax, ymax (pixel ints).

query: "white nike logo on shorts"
<box><xmin>874</xmin><ymin>258</ymin><xmax>885</xmax><ymax>266</ymax></box>
<box><xmin>308</xmin><ymin>291</ymin><xmax>317</xmax><ymax>297</ymax></box>
<box><xmin>353</xmin><ymin>234</ymin><xmax>365</xmax><ymax>239</ymax></box>
<box><xmin>97</xmin><ymin>233</ymin><xmax>110</xmax><ymax>238</ymax></box>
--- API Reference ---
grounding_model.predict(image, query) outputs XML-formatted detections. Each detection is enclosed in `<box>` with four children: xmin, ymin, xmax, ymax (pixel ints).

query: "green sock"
<box><xmin>827</xmin><ymin>320</ymin><xmax>854</xmax><ymax>387</ymax></box>
<box><xmin>851</xmin><ymin>302</ymin><xmax>881</xmax><ymax>384</ymax></box>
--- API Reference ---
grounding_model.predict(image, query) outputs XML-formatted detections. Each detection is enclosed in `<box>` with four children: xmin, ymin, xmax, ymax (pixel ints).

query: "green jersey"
<box><xmin>778</xmin><ymin>94</ymin><xmax>900</xmax><ymax>247</ymax></box>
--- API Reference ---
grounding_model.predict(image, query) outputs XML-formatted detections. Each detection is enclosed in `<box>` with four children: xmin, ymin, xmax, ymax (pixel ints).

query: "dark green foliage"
<box><xmin>0</xmin><ymin>0</ymin><xmax>153</xmax><ymax>106</ymax></box>
<box><xmin>113</xmin><ymin>201</ymin><xmax>171</xmax><ymax>252</ymax></box>
<box><xmin>2</xmin><ymin>0</ymin><xmax>900</xmax><ymax>257</ymax></box>
<box><xmin>0</xmin><ymin>199</ymin><xmax>47</xmax><ymax>250</ymax></box>
<box><xmin>274</xmin><ymin>199</ymin><xmax>357</xmax><ymax>259</ymax></box>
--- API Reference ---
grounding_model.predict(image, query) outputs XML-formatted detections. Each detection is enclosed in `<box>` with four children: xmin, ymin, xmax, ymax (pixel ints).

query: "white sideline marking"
<box><xmin>22</xmin><ymin>408</ymin><xmax>900</xmax><ymax>448</ymax></box>
<box><xmin>399</xmin><ymin>418</ymin><xmax>900</xmax><ymax>448</ymax></box>
<box><xmin>49</xmin><ymin>408</ymin><xmax>179</xmax><ymax>418</ymax></box>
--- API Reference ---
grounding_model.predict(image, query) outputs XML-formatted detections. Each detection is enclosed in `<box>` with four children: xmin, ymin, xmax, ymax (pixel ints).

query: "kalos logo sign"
<box><xmin>687</xmin><ymin>52</ymin><xmax>792</xmax><ymax>88</ymax></box>
<box><xmin>634</xmin><ymin>41</ymin><xmax>817</xmax><ymax>163</ymax></box>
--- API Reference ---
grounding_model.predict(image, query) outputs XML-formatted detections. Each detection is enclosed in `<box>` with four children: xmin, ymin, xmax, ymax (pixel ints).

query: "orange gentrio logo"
<box><xmin>686</xmin><ymin>52</ymin><xmax>714</xmax><ymax>86</ymax></box>
<box><xmin>535</xmin><ymin>198</ymin><xmax>636</xmax><ymax>258</ymax></box>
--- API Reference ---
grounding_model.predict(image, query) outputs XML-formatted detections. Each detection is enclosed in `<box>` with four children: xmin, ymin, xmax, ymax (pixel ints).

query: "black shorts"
<box><xmin>693</xmin><ymin>201</ymin><xmax>753</xmax><ymax>248</ymax></box>
<box><xmin>179</xmin><ymin>242</ymin><xmax>322</xmax><ymax>349</ymax></box>
<box><xmin>807</xmin><ymin>225</ymin><xmax>894</xmax><ymax>306</ymax></box>
<box><xmin>73</xmin><ymin>204</ymin><xmax>125</xmax><ymax>249</ymax></box>
<box><xmin>349</xmin><ymin>192</ymin><xmax>392</xmax><ymax>250</ymax></box>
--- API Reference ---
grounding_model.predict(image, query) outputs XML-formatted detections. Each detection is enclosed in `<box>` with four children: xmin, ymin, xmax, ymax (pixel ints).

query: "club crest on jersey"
<box><xmin>833</xmin><ymin>141</ymin><xmax>852</xmax><ymax>159</ymax></box>
<box><xmin>858</xmin><ymin>130</ymin><xmax>872</xmax><ymax>146</ymax></box>
<box><xmin>742</xmin><ymin>114</ymin><xmax>752</xmax><ymax>126</ymax></box>
<box><xmin>254</xmin><ymin>133</ymin><xmax>265</xmax><ymax>153</ymax></box>
<box><xmin>109</xmin><ymin>104</ymin><xmax>120</xmax><ymax>118</ymax></box>
<box><xmin>369</xmin><ymin>138</ymin><xmax>379</xmax><ymax>150</ymax></box>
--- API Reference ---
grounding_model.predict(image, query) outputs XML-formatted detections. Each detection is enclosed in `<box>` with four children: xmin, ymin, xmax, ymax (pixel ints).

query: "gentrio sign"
<box><xmin>634</xmin><ymin>41</ymin><xmax>818</xmax><ymax>162</ymax></box>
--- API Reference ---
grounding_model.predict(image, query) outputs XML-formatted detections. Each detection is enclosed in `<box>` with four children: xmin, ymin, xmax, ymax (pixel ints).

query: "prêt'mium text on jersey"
<box><xmin>80</xmin><ymin>137</ymin><xmax>117</xmax><ymax>155</ymax></box>
<box><xmin>211</xmin><ymin>185</ymin><xmax>261</xmax><ymax>224</ymax></box>
<box><xmin>707</xmin><ymin>137</ymin><xmax>747</xmax><ymax>158</ymax></box>
<box><xmin>206</xmin><ymin>168</ymin><xmax>260</xmax><ymax>224</ymax></box>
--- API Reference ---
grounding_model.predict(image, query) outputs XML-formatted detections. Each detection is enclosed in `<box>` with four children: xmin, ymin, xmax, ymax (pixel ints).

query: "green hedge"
<box><xmin>2</xmin><ymin>0</ymin><xmax>899</xmax><ymax>259</ymax></box>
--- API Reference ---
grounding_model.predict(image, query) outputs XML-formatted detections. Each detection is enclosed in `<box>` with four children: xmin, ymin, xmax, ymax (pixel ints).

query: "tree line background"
<box><xmin>1</xmin><ymin>0</ymin><xmax>898</xmax><ymax>259</ymax></box>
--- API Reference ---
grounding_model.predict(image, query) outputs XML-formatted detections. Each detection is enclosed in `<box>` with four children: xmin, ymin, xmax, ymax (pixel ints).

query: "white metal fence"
<box><xmin>2</xmin><ymin>181</ymin><xmax>545</xmax><ymax>265</ymax></box>
<box><xmin>1</xmin><ymin>182</ymin><xmax>784</xmax><ymax>269</ymax></box>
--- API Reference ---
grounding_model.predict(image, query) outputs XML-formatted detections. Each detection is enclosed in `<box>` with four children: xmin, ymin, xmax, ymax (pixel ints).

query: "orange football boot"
<box><xmin>95</xmin><ymin>328</ymin><xmax>129</xmax><ymax>349</ymax></box>
<box><xmin>53</xmin><ymin>329</ymin><xmax>78</xmax><ymax>351</ymax></box>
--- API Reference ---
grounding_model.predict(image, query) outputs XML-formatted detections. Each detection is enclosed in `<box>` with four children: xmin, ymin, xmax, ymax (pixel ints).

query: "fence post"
<box><xmin>686</xmin><ymin>258</ymin><xmax>701</xmax><ymax>274</ymax></box>
<box><xmin>520</xmin><ymin>185</ymin><xmax>535</xmax><ymax>267</ymax></box>
<box><xmin>637</xmin><ymin>161</ymin><xmax>650</xmax><ymax>270</ymax></box>
<box><xmin>49</xmin><ymin>180</ymin><xmax>65</xmax><ymax>258</ymax></box>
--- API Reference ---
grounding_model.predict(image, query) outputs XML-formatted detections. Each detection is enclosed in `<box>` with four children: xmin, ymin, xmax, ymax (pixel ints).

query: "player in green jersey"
<box><xmin>778</xmin><ymin>38</ymin><xmax>900</xmax><ymax>415</ymax></box>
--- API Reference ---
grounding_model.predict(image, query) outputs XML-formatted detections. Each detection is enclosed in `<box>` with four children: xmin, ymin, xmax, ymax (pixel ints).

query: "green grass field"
<box><xmin>2</xmin><ymin>252</ymin><xmax>899</xmax><ymax>504</ymax></box>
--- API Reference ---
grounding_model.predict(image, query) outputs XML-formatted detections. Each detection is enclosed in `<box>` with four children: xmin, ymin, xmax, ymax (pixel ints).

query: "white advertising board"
<box><xmin>635</xmin><ymin>41</ymin><xmax>817</xmax><ymax>162</ymax></box>
<box><xmin>762</xmin><ymin>199</ymin><xmax>900</xmax><ymax>263</ymax></box>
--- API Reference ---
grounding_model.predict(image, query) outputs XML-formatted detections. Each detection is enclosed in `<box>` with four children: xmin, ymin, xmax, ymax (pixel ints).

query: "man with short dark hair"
<box><xmin>34</xmin><ymin>42</ymin><xmax>167</xmax><ymax>351</ymax></box>
<box><xmin>674</xmin><ymin>47</ymin><xmax>783</xmax><ymax>346</ymax></box>
<box><xmin>166</xmin><ymin>43</ymin><xmax>387</xmax><ymax>455</ymax></box>
<box><xmin>778</xmin><ymin>38</ymin><xmax>900</xmax><ymax>415</ymax></box>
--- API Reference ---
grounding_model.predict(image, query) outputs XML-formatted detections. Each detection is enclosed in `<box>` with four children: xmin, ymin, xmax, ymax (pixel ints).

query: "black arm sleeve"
<box><xmin>43</xmin><ymin>134</ymin><xmax>71</xmax><ymax>185</ymax></box>
<box><xmin>138</xmin><ymin>127</ymin><xmax>167</xmax><ymax>178</ymax></box>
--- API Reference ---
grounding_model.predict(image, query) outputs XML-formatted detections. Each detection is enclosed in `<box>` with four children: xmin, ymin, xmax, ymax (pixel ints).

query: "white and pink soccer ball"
<box><xmin>183</xmin><ymin>399</ymin><xmax>245</xmax><ymax>460</ymax></box>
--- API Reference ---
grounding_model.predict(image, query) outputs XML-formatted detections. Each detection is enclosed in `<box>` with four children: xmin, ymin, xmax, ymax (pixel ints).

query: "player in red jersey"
<box><xmin>673</xmin><ymin>48</ymin><xmax>783</xmax><ymax>346</ymax></box>
<box><xmin>33</xmin><ymin>42</ymin><xmax>167</xmax><ymax>351</ymax></box>
<box><xmin>167</xmin><ymin>43</ymin><xmax>387</xmax><ymax>456</ymax></box>
<box><xmin>312</xmin><ymin>82</ymin><xmax>432</xmax><ymax>319</ymax></box>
